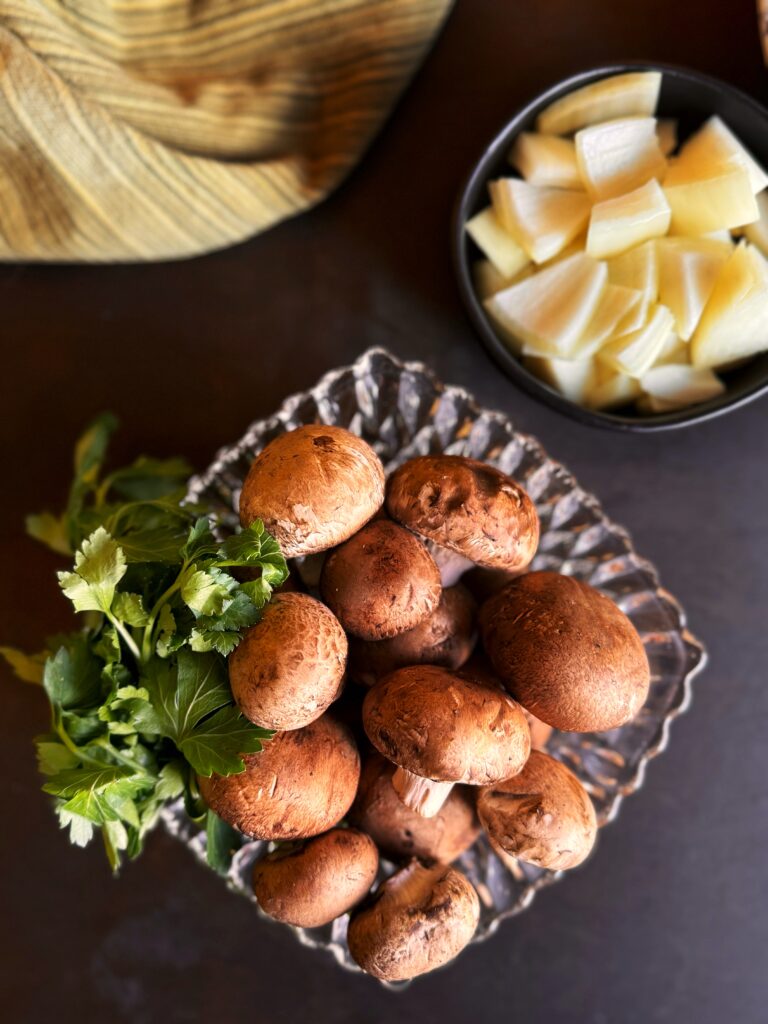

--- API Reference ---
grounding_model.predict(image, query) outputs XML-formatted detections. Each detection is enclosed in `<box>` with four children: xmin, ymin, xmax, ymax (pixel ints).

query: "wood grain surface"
<box><xmin>0</xmin><ymin>0</ymin><xmax>450</xmax><ymax>260</ymax></box>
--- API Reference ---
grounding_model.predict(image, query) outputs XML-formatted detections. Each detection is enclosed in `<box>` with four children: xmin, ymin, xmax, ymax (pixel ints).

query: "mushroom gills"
<box><xmin>391</xmin><ymin>767</ymin><xmax>456</xmax><ymax>818</ymax></box>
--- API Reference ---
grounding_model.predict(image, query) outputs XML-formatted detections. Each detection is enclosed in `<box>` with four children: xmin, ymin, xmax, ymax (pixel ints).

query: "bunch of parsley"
<box><xmin>2</xmin><ymin>414</ymin><xmax>288</xmax><ymax>872</ymax></box>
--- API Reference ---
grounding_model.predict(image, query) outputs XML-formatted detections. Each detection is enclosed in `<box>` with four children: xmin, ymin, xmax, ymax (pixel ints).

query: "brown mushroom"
<box><xmin>349</xmin><ymin>752</ymin><xmax>480</xmax><ymax>863</ymax></box>
<box><xmin>480</xmin><ymin>571</ymin><xmax>651</xmax><ymax>732</ymax></box>
<box><xmin>347</xmin><ymin>860</ymin><xmax>480</xmax><ymax>981</ymax></box>
<box><xmin>229</xmin><ymin>592</ymin><xmax>347</xmax><ymax>730</ymax></box>
<box><xmin>239</xmin><ymin>425</ymin><xmax>385</xmax><ymax>559</ymax></box>
<box><xmin>252</xmin><ymin>828</ymin><xmax>379</xmax><ymax>927</ymax></box>
<box><xmin>348</xmin><ymin>585</ymin><xmax>477</xmax><ymax>687</ymax></box>
<box><xmin>477</xmin><ymin>750</ymin><xmax>598</xmax><ymax>871</ymax></box>
<box><xmin>386</xmin><ymin>455</ymin><xmax>540</xmax><ymax>585</ymax></box>
<box><xmin>198</xmin><ymin>714</ymin><xmax>360</xmax><ymax>840</ymax></box>
<box><xmin>363</xmin><ymin>665</ymin><xmax>530</xmax><ymax>817</ymax></box>
<box><xmin>320</xmin><ymin>519</ymin><xmax>441</xmax><ymax>641</ymax></box>
<box><xmin>459</xmin><ymin>654</ymin><xmax>552</xmax><ymax>749</ymax></box>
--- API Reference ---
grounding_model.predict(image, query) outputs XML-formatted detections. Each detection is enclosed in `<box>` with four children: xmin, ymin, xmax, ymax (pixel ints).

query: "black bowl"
<box><xmin>453</xmin><ymin>63</ymin><xmax>768</xmax><ymax>431</ymax></box>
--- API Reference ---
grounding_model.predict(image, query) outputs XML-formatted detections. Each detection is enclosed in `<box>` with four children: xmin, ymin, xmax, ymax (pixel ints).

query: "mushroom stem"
<box><xmin>426</xmin><ymin>542</ymin><xmax>476</xmax><ymax>587</ymax></box>
<box><xmin>382</xmin><ymin>859</ymin><xmax>444</xmax><ymax>904</ymax></box>
<box><xmin>391</xmin><ymin>767</ymin><xmax>455</xmax><ymax>818</ymax></box>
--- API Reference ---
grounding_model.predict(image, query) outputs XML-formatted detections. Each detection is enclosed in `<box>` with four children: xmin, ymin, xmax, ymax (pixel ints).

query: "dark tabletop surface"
<box><xmin>3</xmin><ymin>1</ymin><xmax>768</xmax><ymax>1021</ymax></box>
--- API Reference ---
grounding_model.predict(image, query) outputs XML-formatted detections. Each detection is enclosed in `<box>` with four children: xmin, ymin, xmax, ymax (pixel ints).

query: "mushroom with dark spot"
<box><xmin>239</xmin><ymin>424</ymin><xmax>385</xmax><ymax>558</ymax></box>
<box><xmin>386</xmin><ymin>455</ymin><xmax>540</xmax><ymax>585</ymax></box>
<box><xmin>347</xmin><ymin>860</ymin><xmax>480</xmax><ymax>980</ymax></box>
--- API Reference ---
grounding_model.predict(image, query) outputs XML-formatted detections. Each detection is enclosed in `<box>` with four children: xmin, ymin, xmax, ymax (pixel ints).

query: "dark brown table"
<box><xmin>3</xmin><ymin>1</ymin><xmax>768</xmax><ymax>1021</ymax></box>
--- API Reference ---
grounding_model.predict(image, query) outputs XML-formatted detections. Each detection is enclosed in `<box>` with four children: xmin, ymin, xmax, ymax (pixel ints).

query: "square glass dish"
<box><xmin>163</xmin><ymin>347</ymin><xmax>706</xmax><ymax>973</ymax></box>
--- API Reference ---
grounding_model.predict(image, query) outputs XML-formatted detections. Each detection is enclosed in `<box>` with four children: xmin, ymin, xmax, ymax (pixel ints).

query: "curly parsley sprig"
<box><xmin>1</xmin><ymin>414</ymin><xmax>288</xmax><ymax>872</ymax></box>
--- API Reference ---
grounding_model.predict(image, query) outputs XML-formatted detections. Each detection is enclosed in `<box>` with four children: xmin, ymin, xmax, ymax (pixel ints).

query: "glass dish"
<box><xmin>162</xmin><ymin>347</ymin><xmax>706</xmax><ymax>973</ymax></box>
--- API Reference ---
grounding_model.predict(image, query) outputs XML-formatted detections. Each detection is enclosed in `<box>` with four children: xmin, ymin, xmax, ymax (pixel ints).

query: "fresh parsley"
<box><xmin>2</xmin><ymin>414</ymin><xmax>288</xmax><ymax>872</ymax></box>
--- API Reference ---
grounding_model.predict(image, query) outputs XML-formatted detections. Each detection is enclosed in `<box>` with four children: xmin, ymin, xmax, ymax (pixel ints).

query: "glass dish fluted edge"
<box><xmin>161</xmin><ymin>347</ymin><xmax>707</xmax><ymax>975</ymax></box>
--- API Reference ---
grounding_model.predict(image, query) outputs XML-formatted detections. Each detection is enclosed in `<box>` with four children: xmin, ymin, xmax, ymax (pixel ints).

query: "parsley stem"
<box><xmin>94</xmin><ymin>476</ymin><xmax>113</xmax><ymax>508</ymax></box>
<box><xmin>92</xmin><ymin>738</ymin><xmax>150</xmax><ymax>778</ymax></box>
<box><xmin>152</xmin><ymin>568</ymin><xmax>187</xmax><ymax>617</ymax></box>
<box><xmin>52</xmin><ymin>711</ymin><xmax>103</xmax><ymax>768</ymax></box>
<box><xmin>140</xmin><ymin>566</ymin><xmax>187</xmax><ymax>662</ymax></box>
<box><xmin>107</xmin><ymin>613</ymin><xmax>142</xmax><ymax>663</ymax></box>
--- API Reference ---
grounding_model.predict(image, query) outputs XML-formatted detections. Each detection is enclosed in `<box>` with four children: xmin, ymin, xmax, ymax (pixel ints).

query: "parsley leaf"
<box><xmin>106</xmin><ymin>457</ymin><xmax>192</xmax><ymax>501</ymax></box>
<box><xmin>181</xmin><ymin>566</ymin><xmax>237</xmax><ymax>617</ymax></box>
<box><xmin>155</xmin><ymin>761</ymin><xmax>186</xmax><ymax>801</ymax></box>
<box><xmin>35</xmin><ymin>739</ymin><xmax>80</xmax><ymax>776</ymax></box>
<box><xmin>181</xmin><ymin>705</ymin><xmax>272</xmax><ymax>776</ymax></box>
<box><xmin>112</xmin><ymin>593</ymin><xmax>150</xmax><ymax>627</ymax></box>
<box><xmin>143</xmin><ymin>651</ymin><xmax>232</xmax><ymax>741</ymax></box>
<box><xmin>25</xmin><ymin>512</ymin><xmax>71</xmax><ymax>556</ymax></box>
<box><xmin>220</xmin><ymin>520</ymin><xmax>286</xmax><ymax>584</ymax></box>
<box><xmin>59</xmin><ymin>808</ymin><xmax>96</xmax><ymax>847</ymax></box>
<box><xmin>140</xmin><ymin>651</ymin><xmax>272</xmax><ymax>775</ymax></box>
<box><xmin>0</xmin><ymin>646</ymin><xmax>47</xmax><ymax>685</ymax></box>
<box><xmin>205</xmin><ymin>809</ymin><xmax>241</xmax><ymax>876</ymax></box>
<box><xmin>44</xmin><ymin>764</ymin><xmax>138</xmax><ymax>800</ymax></box>
<box><xmin>65</xmin><ymin>413</ymin><xmax>119</xmax><ymax>549</ymax></box>
<box><xmin>43</xmin><ymin>639</ymin><xmax>102</xmax><ymax>710</ymax></box>
<box><xmin>58</xmin><ymin>527</ymin><xmax>126</xmax><ymax>613</ymax></box>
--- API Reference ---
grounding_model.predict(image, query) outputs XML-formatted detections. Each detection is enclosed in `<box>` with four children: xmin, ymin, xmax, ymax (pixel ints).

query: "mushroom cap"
<box><xmin>477</xmin><ymin>750</ymin><xmax>598</xmax><ymax>870</ymax></box>
<box><xmin>239</xmin><ymin>425</ymin><xmax>385</xmax><ymax>558</ymax></box>
<box><xmin>252</xmin><ymin>828</ymin><xmax>379</xmax><ymax>928</ymax></box>
<box><xmin>480</xmin><ymin>571</ymin><xmax>651</xmax><ymax>732</ymax></box>
<box><xmin>347</xmin><ymin>860</ymin><xmax>480</xmax><ymax>981</ymax></box>
<box><xmin>363</xmin><ymin>665</ymin><xmax>531</xmax><ymax>784</ymax></box>
<box><xmin>459</xmin><ymin>654</ymin><xmax>552</xmax><ymax>750</ymax></box>
<box><xmin>386</xmin><ymin>455</ymin><xmax>540</xmax><ymax>573</ymax></box>
<box><xmin>348</xmin><ymin>584</ymin><xmax>477</xmax><ymax>687</ymax></box>
<box><xmin>349</xmin><ymin>753</ymin><xmax>480</xmax><ymax>863</ymax></box>
<box><xmin>198</xmin><ymin>714</ymin><xmax>360</xmax><ymax>840</ymax></box>
<box><xmin>320</xmin><ymin>519</ymin><xmax>441</xmax><ymax>641</ymax></box>
<box><xmin>229</xmin><ymin>592</ymin><xmax>347</xmax><ymax>730</ymax></box>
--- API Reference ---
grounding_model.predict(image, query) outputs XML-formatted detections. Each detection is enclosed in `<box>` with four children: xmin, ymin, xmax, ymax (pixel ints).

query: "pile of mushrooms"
<box><xmin>202</xmin><ymin>423</ymin><xmax>651</xmax><ymax>981</ymax></box>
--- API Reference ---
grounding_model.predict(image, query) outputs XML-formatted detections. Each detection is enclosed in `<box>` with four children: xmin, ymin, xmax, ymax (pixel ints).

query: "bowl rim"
<box><xmin>452</xmin><ymin>60</ymin><xmax>768</xmax><ymax>432</ymax></box>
